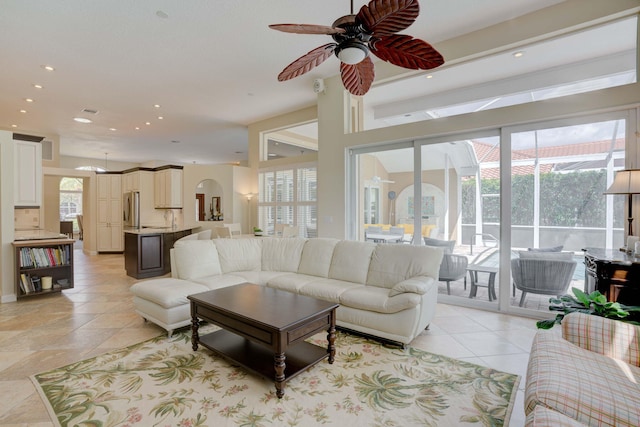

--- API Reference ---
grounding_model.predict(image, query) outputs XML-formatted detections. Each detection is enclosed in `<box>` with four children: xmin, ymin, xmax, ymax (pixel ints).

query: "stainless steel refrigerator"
<box><xmin>123</xmin><ymin>191</ymin><xmax>140</xmax><ymax>228</ymax></box>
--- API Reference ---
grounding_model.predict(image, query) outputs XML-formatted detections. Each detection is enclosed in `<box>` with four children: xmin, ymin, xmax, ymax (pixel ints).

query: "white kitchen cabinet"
<box><xmin>97</xmin><ymin>174</ymin><xmax>123</xmax><ymax>252</ymax></box>
<box><xmin>154</xmin><ymin>168</ymin><xmax>182</xmax><ymax>208</ymax></box>
<box><xmin>123</xmin><ymin>171</ymin><xmax>140</xmax><ymax>193</ymax></box>
<box><xmin>14</xmin><ymin>140</ymin><xmax>42</xmax><ymax>206</ymax></box>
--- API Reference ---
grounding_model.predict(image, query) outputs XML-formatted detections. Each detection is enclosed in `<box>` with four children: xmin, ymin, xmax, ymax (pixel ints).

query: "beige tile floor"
<box><xmin>0</xmin><ymin>247</ymin><xmax>536</xmax><ymax>426</ymax></box>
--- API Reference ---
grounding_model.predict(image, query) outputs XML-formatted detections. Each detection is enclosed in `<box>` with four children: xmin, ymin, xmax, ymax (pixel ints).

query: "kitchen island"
<box><xmin>124</xmin><ymin>226</ymin><xmax>196</xmax><ymax>279</ymax></box>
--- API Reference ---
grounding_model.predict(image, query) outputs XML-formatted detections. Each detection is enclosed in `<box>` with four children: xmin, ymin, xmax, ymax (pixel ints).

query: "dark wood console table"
<box><xmin>583</xmin><ymin>248</ymin><xmax>640</xmax><ymax>305</ymax></box>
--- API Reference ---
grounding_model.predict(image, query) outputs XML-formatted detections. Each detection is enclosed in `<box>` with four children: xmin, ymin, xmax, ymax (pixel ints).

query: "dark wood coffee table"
<box><xmin>188</xmin><ymin>283</ymin><xmax>338</xmax><ymax>398</ymax></box>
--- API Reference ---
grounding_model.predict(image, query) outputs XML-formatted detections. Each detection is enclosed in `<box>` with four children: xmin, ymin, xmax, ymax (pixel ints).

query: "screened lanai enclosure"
<box><xmin>353</xmin><ymin>115</ymin><xmax>627</xmax><ymax>312</ymax></box>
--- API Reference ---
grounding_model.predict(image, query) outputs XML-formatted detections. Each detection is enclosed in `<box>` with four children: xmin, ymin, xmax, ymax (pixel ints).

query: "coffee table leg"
<box><xmin>191</xmin><ymin>315</ymin><xmax>200</xmax><ymax>351</ymax></box>
<box><xmin>327</xmin><ymin>325</ymin><xmax>336</xmax><ymax>364</ymax></box>
<box><xmin>274</xmin><ymin>352</ymin><xmax>286</xmax><ymax>398</ymax></box>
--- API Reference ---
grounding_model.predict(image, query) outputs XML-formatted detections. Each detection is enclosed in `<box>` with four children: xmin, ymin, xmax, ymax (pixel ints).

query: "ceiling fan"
<box><xmin>371</xmin><ymin>175</ymin><xmax>395</xmax><ymax>184</ymax></box>
<box><xmin>269</xmin><ymin>0</ymin><xmax>445</xmax><ymax>96</ymax></box>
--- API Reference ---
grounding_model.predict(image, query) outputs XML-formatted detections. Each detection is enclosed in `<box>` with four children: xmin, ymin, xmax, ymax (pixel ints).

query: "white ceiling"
<box><xmin>0</xmin><ymin>0</ymin><xmax>568</xmax><ymax>165</ymax></box>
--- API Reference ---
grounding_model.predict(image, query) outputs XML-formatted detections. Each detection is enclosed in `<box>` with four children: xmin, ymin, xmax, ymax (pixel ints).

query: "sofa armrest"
<box><xmin>389</xmin><ymin>277</ymin><xmax>433</xmax><ymax>297</ymax></box>
<box><xmin>562</xmin><ymin>312</ymin><xmax>640</xmax><ymax>367</ymax></box>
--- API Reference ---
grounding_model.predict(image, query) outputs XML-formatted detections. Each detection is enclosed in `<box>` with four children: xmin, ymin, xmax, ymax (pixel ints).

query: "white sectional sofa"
<box><xmin>130</xmin><ymin>237</ymin><xmax>443</xmax><ymax>345</ymax></box>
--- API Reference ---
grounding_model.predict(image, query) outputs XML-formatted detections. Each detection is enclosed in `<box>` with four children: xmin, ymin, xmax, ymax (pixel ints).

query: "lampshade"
<box><xmin>604</xmin><ymin>169</ymin><xmax>640</xmax><ymax>194</ymax></box>
<box><xmin>337</xmin><ymin>41</ymin><xmax>368</xmax><ymax>65</ymax></box>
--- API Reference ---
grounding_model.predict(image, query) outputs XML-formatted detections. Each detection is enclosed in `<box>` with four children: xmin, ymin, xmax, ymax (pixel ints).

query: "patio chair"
<box><xmin>423</xmin><ymin>238</ymin><xmax>467</xmax><ymax>294</ymax></box>
<box><xmin>439</xmin><ymin>254</ymin><xmax>468</xmax><ymax>295</ymax></box>
<box><xmin>389</xmin><ymin>226</ymin><xmax>405</xmax><ymax>243</ymax></box>
<box><xmin>511</xmin><ymin>253</ymin><xmax>577</xmax><ymax>307</ymax></box>
<box><xmin>423</xmin><ymin>237</ymin><xmax>455</xmax><ymax>254</ymax></box>
<box><xmin>365</xmin><ymin>226</ymin><xmax>383</xmax><ymax>242</ymax></box>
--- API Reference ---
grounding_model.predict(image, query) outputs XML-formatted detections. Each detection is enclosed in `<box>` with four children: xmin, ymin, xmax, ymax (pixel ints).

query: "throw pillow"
<box><xmin>527</xmin><ymin>245</ymin><xmax>563</xmax><ymax>252</ymax></box>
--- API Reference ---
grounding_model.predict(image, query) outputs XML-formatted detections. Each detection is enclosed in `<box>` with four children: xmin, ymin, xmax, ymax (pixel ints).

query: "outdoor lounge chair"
<box><xmin>511</xmin><ymin>254</ymin><xmax>577</xmax><ymax>307</ymax></box>
<box><xmin>424</xmin><ymin>237</ymin><xmax>467</xmax><ymax>294</ymax></box>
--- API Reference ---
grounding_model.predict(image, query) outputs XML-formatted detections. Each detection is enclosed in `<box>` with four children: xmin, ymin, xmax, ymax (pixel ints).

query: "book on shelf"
<box><xmin>20</xmin><ymin>273</ymin><xmax>31</xmax><ymax>294</ymax></box>
<box><xmin>19</xmin><ymin>245</ymin><xmax>69</xmax><ymax>268</ymax></box>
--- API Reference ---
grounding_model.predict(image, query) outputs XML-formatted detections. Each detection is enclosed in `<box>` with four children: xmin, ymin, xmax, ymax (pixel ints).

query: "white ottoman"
<box><xmin>130</xmin><ymin>278</ymin><xmax>209</xmax><ymax>337</ymax></box>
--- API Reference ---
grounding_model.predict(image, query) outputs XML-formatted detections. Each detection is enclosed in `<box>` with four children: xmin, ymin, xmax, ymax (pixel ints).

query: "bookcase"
<box><xmin>12</xmin><ymin>239</ymin><xmax>74</xmax><ymax>298</ymax></box>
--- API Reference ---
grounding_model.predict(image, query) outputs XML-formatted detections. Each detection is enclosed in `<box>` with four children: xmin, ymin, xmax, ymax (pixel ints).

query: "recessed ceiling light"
<box><xmin>513</xmin><ymin>51</ymin><xmax>524</xmax><ymax>58</ymax></box>
<box><xmin>268</xmin><ymin>153</ymin><xmax>277</xmax><ymax>157</ymax></box>
<box><xmin>154</xmin><ymin>104</ymin><xmax>161</xmax><ymax>108</ymax></box>
<box><xmin>109</xmin><ymin>128</ymin><xmax>117</xmax><ymax>131</ymax></box>
<box><xmin>158</xmin><ymin>116</ymin><xmax>163</xmax><ymax>120</ymax></box>
<box><xmin>33</xmin><ymin>84</ymin><xmax>43</xmax><ymax>89</ymax></box>
<box><xmin>25</xmin><ymin>98</ymin><xmax>34</xmax><ymax>103</ymax></box>
<box><xmin>156</xmin><ymin>10</ymin><xmax>169</xmax><ymax>19</ymax></box>
<box><xmin>171</xmin><ymin>140</ymin><xmax>180</xmax><ymax>144</ymax></box>
<box><xmin>73</xmin><ymin>117</ymin><xmax>92</xmax><ymax>123</ymax></box>
<box><xmin>11</xmin><ymin>124</ymin><xmax>17</xmax><ymax>128</ymax></box>
<box><xmin>42</xmin><ymin>65</ymin><xmax>55</xmax><ymax>71</ymax></box>
<box><xmin>135</xmin><ymin>127</ymin><xmax>140</xmax><ymax>130</ymax></box>
<box><xmin>19</xmin><ymin>109</ymin><xmax>27</xmax><ymax>113</ymax></box>
<box><xmin>145</xmin><ymin>122</ymin><xmax>151</xmax><ymax>125</ymax></box>
<box><xmin>426</xmin><ymin>74</ymin><xmax>433</xmax><ymax>79</ymax></box>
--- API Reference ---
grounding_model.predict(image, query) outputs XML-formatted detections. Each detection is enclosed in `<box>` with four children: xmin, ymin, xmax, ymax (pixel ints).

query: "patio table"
<box><xmin>467</xmin><ymin>264</ymin><xmax>498</xmax><ymax>301</ymax></box>
<box><xmin>365</xmin><ymin>233</ymin><xmax>403</xmax><ymax>243</ymax></box>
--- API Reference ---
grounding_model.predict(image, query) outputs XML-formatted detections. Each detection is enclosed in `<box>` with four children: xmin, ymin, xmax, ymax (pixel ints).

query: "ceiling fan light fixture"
<box><xmin>336</xmin><ymin>41</ymin><xmax>368</xmax><ymax>65</ymax></box>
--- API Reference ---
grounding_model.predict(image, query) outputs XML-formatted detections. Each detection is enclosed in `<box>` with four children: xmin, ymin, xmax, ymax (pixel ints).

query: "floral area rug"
<box><xmin>31</xmin><ymin>326</ymin><xmax>520</xmax><ymax>427</ymax></box>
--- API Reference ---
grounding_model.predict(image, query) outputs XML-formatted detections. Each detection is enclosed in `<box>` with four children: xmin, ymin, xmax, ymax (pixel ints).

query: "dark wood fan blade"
<box><xmin>277</xmin><ymin>43</ymin><xmax>337</xmax><ymax>82</ymax></box>
<box><xmin>371</xmin><ymin>34</ymin><xmax>444</xmax><ymax>70</ymax></box>
<box><xmin>357</xmin><ymin>0</ymin><xmax>419</xmax><ymax>36</ymax></box>
<box><xmin>269</xmin><ymin>24</ymin><xmax>345</xmax><ymax>35</ymax></box>
<box><xmin>340</xmin><ymin>56</ymin><xmax>375</xmax><ymax>96</ymax></box>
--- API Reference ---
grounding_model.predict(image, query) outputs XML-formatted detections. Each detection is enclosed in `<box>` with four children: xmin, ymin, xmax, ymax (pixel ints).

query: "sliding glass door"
<box><xmin>507</xmin><ymin>115</ymin><xmax>627</xmax><ymax>311</ymax></box>
<box><xmin>348</xmin><ymin>110</ymin><xmax>633</xmax><ymax>314</ymax></box>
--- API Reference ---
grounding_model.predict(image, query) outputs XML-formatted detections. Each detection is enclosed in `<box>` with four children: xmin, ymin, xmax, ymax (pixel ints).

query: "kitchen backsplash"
<box><xmin>15</xmin><ymin>208</ymin><xmax>41</xmax><ymax>230</ymax></box>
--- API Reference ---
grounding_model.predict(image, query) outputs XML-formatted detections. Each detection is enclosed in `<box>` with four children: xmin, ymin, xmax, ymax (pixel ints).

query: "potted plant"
<box><xmin>536</xmin><ymin>287</ymin><xmax>640</xmax><ymax>329</ymax></box>
<box><xmin>253</xmin><ymin>227</ymin><xmax>263</xmax><ymax>236</ymax></box>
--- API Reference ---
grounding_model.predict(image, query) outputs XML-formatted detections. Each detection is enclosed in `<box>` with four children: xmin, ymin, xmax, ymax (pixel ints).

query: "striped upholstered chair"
<box><xmin>525</xmin><ymin>313</ymin><xmax>640</xmax><ymax>426</ymax></box>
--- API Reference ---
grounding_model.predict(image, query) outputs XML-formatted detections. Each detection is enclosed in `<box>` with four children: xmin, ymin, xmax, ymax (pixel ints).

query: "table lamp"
<box><xmin>604</xmin><ymin>169</ymin><xmax>640</xmax><ymax>237</ymax></box>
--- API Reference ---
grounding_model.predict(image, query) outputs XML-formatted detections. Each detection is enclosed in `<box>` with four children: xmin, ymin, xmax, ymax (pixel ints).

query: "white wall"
<box><xmin>0</xmin><ymin>131</ymin><xmax>16</xmax><ymax>301</ymax></box>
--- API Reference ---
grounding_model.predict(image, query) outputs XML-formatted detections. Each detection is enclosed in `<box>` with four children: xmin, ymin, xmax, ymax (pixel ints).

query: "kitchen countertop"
<box><xmin>124</xmin><ymin>226</ymin><xmax>198</xmax><ymax>235</ymax></box>
<box><xmin>14</xmin><ymin>229</ymin><xmax>70</xmax><ymax>241</ymax></box>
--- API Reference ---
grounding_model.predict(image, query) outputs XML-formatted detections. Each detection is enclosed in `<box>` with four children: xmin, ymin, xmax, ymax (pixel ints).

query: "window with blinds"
<box><xmin>258</xmin><ymin>164</ymin><xmax>317</xmax><ymax>237</ymax></box>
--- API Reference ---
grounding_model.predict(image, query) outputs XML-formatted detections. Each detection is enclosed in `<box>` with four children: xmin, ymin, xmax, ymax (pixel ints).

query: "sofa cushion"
<box><xmin>261</xmin><ymin>238</ymin><xmax>306</xmax><ymax>272</ymax></box>
<box><xmin>172</xmin><ymin>240</ymin><xmax>222</xmax><ymax>280</ymax></box>
<box><xmin>227</xmin><ymin>271</ymin><xmax>291</xmax><ymax>286</ymax></box>
<box><xmin>214</xmin><ymin>238</ymin><xmax>262</xmax><ymax>273</ymax></box>
<box><xmin>298</xmin><ymin>238</ymin><xmax>340</xmax><ymax>278</ymax></box>
<box><xmin>267</xmin><ymin>273</ymin><xmax>326</xmax><ymax>293</ymax></box>
<box><xmin>518</xmin><ymin>251</ymin><xmax>573</xmax><ymax>261</ymax></box>
<box><xmin>130</xmin><ymin>278</ymin><xmax>209</xmax><ymax>309</ymax></box>
<box><xmin>328</xmin><ymin>240</ymin><xmax>376</xmax><ymax>284</ymax></box>
<box><xmin>367</xmin><ymin>244</ymin><xmax>443</xmax><ymax>289</ymax></box>
<box><xmin>297</xmin><ymin>279</ymin><xmax>365</xmax><ymax>304</ymax></box>
<box><xmin>525</xmin><ymin>328</ymin><xmax>640</xmax><ymax>426</ymax></box>
<box><xmin>191</xmin><ymin>274</ymin><xmax>247</xmax><ymax>290</ymax></box>
<box><xmin>339</xmin><ymin>285</ymin><xmax>421</xmax><ymax>314</ymax></box>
